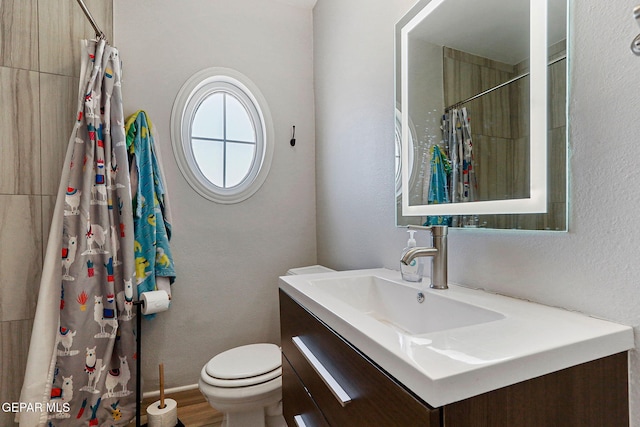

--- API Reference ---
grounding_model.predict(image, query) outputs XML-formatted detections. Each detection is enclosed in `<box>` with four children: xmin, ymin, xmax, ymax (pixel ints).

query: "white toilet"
<box><xmin>199</xmin><ymin>343</ymin><xmax>285</xmax><ymax>427</ymax></box>
<box><xmin>199</xmin><ymin>265</ymin><xmax>334</xmax><ymax>427</ymax></box>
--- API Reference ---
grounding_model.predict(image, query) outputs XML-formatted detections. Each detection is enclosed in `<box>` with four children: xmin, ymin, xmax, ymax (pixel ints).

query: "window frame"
<box><xmin>171</xmin><ymin>67</ymin><xmax>274</xmax><ymax>204</ymax></box>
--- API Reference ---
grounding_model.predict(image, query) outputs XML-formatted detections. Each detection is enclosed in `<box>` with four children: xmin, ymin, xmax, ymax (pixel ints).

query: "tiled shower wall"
<box><xmin>442</xmin><ymin>42</ymin><xmax>567</xmax><ymax>230</ymax></box>
<box><xmin>0</xmin><ymin>1</ymin><xmax>112</xmax><ymax>424</ymax></box>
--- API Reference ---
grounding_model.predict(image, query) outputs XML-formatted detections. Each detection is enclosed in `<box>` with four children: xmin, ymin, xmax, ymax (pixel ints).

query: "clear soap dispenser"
<box><xmin>401</xmin><ymin>230</ymin><xmax>423</xmax><ymax>282</ymax></box>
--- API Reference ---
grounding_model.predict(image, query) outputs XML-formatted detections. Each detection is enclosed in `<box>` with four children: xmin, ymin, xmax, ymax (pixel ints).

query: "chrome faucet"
<box><xmin>400</xmin><ymin>225</ymin><xmax>448</xmax><ymax>290</ymax></box>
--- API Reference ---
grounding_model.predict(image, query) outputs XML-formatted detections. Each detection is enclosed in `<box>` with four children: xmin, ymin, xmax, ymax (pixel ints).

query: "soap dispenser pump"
<box><xmin>401</xmin><ymin>230</ymin><xmax>423</xmax><ymax>282</ymax></box>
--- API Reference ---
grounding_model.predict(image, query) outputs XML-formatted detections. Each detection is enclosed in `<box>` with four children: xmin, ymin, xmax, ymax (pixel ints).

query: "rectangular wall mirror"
<box><xmin>395</xmin><ymin>0</ymin><xmax>568</xmax><ymax>231</ymax></box>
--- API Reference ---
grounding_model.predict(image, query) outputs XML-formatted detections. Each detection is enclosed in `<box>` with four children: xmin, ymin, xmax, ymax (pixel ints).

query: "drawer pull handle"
<box><xmin>292</xmin><ymin>336</ymin><xmax>352</xmax><ymax>406</ymax></box>
<box><xmin>293</xmin><ymin>415</ymin><xmax>308</xmax><ymax>427</ymax></box>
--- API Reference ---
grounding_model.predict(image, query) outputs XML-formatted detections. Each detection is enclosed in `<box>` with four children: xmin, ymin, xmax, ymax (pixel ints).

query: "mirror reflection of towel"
<box><xmin>425</xmin><ymin>145</ymin><xmax>452</xmax><ymax>227</ymax></box>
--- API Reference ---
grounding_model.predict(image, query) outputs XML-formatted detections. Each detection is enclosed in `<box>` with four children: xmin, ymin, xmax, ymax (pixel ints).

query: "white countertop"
<box><xmin>279</xmin><ymin>268</ymin><xmax>634</xmax><ymax>407</ymax></box>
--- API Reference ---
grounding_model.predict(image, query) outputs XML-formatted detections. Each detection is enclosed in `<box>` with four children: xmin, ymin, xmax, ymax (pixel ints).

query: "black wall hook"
<box><xmin>290</xmin><ymin>125</ymin><xmax>296</xmax><ymax>146</ymax></box>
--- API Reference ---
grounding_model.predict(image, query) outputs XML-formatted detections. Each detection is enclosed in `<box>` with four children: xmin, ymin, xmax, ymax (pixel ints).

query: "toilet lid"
<box><xmin>205</xmin><ymin>343</ymin><xmax>281</xmax><ymax>380</ymax></box>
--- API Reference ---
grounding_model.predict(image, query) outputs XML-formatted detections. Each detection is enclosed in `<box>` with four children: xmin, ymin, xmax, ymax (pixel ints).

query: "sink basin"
<box><xmin>279</xmin><ymin>268</ymin><xmax>633</xmax><ymax>407</ymax></box>
<box><xmin>309</xmin><ymin>275</ymin><xmax>504</xmax><ymax>335</ymax></box>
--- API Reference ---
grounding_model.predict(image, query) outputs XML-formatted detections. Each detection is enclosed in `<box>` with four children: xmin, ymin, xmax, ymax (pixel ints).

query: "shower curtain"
<box><xmin>19</xmin><ymin>39</ymin><xmax>137</xmax><ymax>426</ymax></box>
<box><xmin>435</xmin><ymin>107</ymin><xmax>478</xmax><ymax>227</ymax></box>
<box><xmin>457</xmin><ymin>107</ymin><xmax>476</xmax><ymax>203</ymax></box>
<box><xmin>444</xmin><ymin>107</ymin><xmax>477</xmax><ymax>204</ymax></box>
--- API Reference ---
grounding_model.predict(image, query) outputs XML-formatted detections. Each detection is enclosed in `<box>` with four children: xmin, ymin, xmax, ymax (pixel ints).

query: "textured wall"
<box><xmin>113</xmin><ymin>0</ymin><xmax>317</xmax><ymax>392</ymax></box>
<box><xmin>0</xmin><ymin>1</ymin><xmax>112</xmax><ymax>425</ymax></box>
<box><xmin>314</xmin><ymin>0</ymin><xmax>640</xmax><ymax>424</ymax></box>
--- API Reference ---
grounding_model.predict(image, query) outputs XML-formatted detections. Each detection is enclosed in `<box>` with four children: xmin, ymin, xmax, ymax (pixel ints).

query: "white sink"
<box><xmin>280</xmin><ymin>268</ymin><xmax>633</xmax><ymax>407</ymax></box>
<box><xmin>309</xmin><ymin>275</ymin><xmax>504</xmax><ymax>335</ymax></box>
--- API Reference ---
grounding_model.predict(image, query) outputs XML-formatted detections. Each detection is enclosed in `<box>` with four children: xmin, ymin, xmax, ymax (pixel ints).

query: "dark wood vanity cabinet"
<box><xmin>279</xmin><ymin>290</ymin><xmax>629</xmax><ymax>427</ymax></box>
<box><xmin>282</xmin><ymin>353</ymin><xmax>330</xmax><ymax>427</ymax></box>
<box><xmin>280</xmin><ymin>290</ymin><xmax>440</xmax><ymax>426</ymax></box>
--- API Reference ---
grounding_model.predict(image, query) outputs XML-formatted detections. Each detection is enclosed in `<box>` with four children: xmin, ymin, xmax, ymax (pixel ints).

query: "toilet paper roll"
<box><xmin>146</xmin><ymin>398</ymin><xmax>178</xmax><ymax>427</ymax></box>
<box><xmin>141</xmin><ymin>290</ymin><xmax>171</xmax><ymax>315</ymax></box>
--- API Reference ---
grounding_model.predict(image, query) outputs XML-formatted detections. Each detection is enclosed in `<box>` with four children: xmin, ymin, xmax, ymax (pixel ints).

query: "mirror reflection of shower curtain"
<box><xmin>445</xmin><ymin>107</ymin><xmax>476</xmax><ymax>203</ymax></box>
<box><xmin>441</xmin><ymin>107</ymin><xmax>479</xmax><ymax>227</ymax></box>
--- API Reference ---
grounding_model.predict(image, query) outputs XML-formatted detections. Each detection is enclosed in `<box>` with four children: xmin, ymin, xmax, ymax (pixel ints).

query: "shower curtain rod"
<box><xmin>75</xmin><ymin>0</ymin><xmax>107</xmax><ymax>41</ymax></box>
<box><xmin>445</xmin><ymin>54</ymin><xmax>567</xmax><ymax>111</ymax></box>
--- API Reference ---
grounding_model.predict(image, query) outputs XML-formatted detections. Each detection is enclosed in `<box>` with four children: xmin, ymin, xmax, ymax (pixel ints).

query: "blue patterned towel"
<box><xmin>125</xmin><ymin>111</ymin><xmax>176</xmax><ymax>301</ymax></box>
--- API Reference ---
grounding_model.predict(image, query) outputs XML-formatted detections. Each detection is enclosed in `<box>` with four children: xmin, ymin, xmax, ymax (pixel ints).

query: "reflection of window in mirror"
<box><xmin>395</xmin><ymin>108</ymin><xmax>415</xmax><ymax>198</ymax></box>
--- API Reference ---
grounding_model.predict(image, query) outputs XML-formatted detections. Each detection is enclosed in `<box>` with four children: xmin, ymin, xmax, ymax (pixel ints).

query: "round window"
<box><xmin>171</xmin><ymin>68</ymin><xmax>274</xmax><ymax>203</ymax></box>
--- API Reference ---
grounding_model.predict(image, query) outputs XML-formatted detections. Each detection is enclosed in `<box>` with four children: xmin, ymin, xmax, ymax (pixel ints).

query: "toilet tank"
<box><xmin>286</xmin><ymin>265</ymin><xmax>335</xmax><ymax>275</ymax></box>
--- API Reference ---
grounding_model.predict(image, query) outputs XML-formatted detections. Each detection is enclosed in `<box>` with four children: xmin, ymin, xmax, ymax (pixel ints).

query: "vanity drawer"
<box><xmin>282</xmin><ymin>353</ymin><xmax>330</xmax><ymax>427</ymax></box>
<box><xmin>280</xmin><ymin>290</ymin><xmax>440</xmax><ymax>427</ymax></box>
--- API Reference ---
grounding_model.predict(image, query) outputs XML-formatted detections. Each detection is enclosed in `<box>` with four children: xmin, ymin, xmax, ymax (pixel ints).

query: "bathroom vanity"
<box><xmin>279</xmin><ymin>269</ymin><xmax>633</xmax><ymax>427</ymax></box>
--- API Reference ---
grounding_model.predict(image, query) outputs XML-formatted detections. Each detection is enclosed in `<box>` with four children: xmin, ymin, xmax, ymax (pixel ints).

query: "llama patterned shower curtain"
<box><xmin>19</xmin><ymin>39</ymin><xmax>137</xmax><ymax>426</ymax></box>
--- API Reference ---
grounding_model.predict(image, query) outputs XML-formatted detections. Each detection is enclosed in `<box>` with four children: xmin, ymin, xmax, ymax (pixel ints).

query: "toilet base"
<box><xmin>219</xmin><ymin>402</ymin><xmax>285</xmax><ymax>427</ymax></box>
<box><xmin>199</xmin><ymin>378</ymin><xmax>285</xmax><ymax>427</ymax></box>
<box><xmin>265</xmin><ymin>401</ymin><xmax>287</xmax><ymax>427</ymax></box>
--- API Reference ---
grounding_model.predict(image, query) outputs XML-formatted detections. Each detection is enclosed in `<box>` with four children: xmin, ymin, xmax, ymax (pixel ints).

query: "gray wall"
<box><xmin>314</xmin><ymin>0</ymin><xmax>640</xmax><ymax>424</ymax></box>
<box><xmin>114</xmin><ymin>0</ymin><xmax>317</xmax><ymax>392</ymax></box>
<box><xmin>0</xmin><ymin>1</ymin><xmax>113</xmax><ymax>425</ymax></box>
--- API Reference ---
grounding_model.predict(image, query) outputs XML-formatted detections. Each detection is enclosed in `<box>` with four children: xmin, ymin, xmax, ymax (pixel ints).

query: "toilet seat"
<box><xmin>201</xmin><ymin>343</ymin><xmax>282</xmax><ymax>388</ymax></box>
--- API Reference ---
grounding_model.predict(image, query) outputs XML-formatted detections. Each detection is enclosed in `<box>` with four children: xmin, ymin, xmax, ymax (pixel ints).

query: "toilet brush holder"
<box><xmin>140</xmin><ymin>364</ymin><xmax>184</xmax><ymax>426</ymax></box>
<box><xmin>133</xmin><ymin>301</ymin><xmax>184</xmax><ymax>427</ymax></box>
<box><xmin>143</xmin><ymin>364</ymin><xmax>183</xmax><ymax>427</ymax></box>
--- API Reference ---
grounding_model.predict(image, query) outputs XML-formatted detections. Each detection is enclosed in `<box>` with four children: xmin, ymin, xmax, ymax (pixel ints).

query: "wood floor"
<box><xmin>127</xmin><ymin>388</ymin><xmax>223</xmax><ymax>427</ymax></box>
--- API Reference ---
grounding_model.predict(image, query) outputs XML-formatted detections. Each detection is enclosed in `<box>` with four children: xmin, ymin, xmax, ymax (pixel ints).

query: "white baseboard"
<box><xmin>142</xmin><ymin>383</ymin><xmax>199</xmax><ymax>400</ymax></box>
